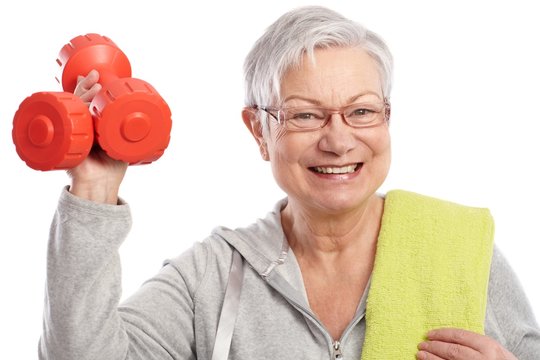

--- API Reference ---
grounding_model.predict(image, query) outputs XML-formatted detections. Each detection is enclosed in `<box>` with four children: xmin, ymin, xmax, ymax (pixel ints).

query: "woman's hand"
<box><xmin>75</xmin><ymin>69</ymin><xmax>102</xmax><ymax>105</ymax></box>
<box><xmin>416</xmin><ymin>328</ymin><xmax>517</xmax><ymax>360</ymax></box>
<box><xmin>68</xmin><ymin>70</ymin><xmax>128</xmax><ymax>205</ymax></box>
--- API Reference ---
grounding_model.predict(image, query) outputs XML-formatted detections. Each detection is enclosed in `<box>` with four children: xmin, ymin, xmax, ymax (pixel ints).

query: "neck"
<box><xmin>282</xmin><ymin>194</ymin><xmax>384</xmax><ymax>264</ymax></box>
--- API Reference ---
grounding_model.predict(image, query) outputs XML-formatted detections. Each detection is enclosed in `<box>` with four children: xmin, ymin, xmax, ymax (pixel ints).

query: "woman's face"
<box><xmin>247</xmin><ymin>47</ymin><xmax>391</xmax><ymax>215</ymax></box>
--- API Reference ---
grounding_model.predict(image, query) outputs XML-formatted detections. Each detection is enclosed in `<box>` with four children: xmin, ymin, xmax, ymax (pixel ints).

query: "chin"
<box><xmin>311</xmin><ymin>192</ymin><xmax>375</xmax><ymax>215</ymax></box>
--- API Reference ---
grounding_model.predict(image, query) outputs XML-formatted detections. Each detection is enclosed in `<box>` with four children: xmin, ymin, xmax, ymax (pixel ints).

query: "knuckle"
<box><xmin>495</xmin><ymin>346</ymin><xmax>512</xmax><ymax>359</ymax></box>
<box><xmin>452</xmin><ymin>329</ymin><xmax>467</xmax><ymax>342</ymax></box>
<box><xmin>74</xmin><ymin>85</ymin><xmax>86</xmax><ymax>98</ymax></box>
<box><xmin>446</xmin><ymin>343</ymin><xmax>462</xmax><ymax>359</ymax></box>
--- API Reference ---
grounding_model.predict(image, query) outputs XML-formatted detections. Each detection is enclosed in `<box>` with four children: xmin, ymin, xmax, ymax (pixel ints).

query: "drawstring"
<box><xmin>211</xmin><ymin>250</ymin><xmax>244</xmax><ymax>360</ymax></box>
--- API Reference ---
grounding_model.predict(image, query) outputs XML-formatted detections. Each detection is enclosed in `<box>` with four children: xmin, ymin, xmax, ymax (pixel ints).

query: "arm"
<box><xmin>485</xmin><ymin>247</ymin><xmax>540</xmax><ymax>358</ymax></box>
<box><xmin>39</xmin><ymin>71</ymin><xmax>205</xmax><ymax>359</ymax></box>
<box><xmin>39</xmin><ymin>188</ymin><xmax>132</xmax><ymax>359</ymax></box>
<box><xmin>39</xmin><ymin>189</ymin><xmax>208</xmax><ymax>359</ymax></box>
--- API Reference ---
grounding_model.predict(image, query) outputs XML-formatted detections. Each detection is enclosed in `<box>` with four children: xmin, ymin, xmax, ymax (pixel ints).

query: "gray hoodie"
<box><xmin>39</xmin><ymin>188</ymin><xmax>540</xmax><ymax>359</ymax></box>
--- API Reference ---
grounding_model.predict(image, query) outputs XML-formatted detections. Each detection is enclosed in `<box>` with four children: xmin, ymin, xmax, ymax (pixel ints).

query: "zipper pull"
<box><xmin>333</xmin><ymin>340</ymin><xmax>343</xmax><ymax>359</ymax></box>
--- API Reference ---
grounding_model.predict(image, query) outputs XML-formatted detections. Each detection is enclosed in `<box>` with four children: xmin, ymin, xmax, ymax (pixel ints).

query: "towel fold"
<box><xmin>361</xmin><ymin>190</ymin><xmax>494</xmax><ymax>359</ymax></box>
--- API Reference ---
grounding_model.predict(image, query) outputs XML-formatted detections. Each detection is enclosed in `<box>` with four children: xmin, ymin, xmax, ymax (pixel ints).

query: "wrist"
<box><xmin>69</xmin><ymin>180</ymin><xmax>121</xmax><ymax>205</ymax></box>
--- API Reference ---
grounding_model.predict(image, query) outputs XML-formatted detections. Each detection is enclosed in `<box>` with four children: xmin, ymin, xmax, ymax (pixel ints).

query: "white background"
<box><xmin>1</xmin><ymin>0</ymin><xmax>539</xmax><ymax>357</ymax></box>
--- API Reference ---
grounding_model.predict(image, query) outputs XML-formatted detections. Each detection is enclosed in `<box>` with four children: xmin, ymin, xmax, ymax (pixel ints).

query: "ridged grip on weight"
<box><xmin>12</xmin><ymin>92</ymin><xmax>93</xmax><ymax>170</ymax></box>
<box><xmin>91</xmin><ymin>78</ymin><xmax>172</xmax><ymax>164</ymax></box>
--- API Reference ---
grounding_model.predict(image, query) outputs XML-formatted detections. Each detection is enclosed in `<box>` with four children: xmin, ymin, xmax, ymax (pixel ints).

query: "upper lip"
<box><xmin>308</xmin><ymin>162</ymin><xmax>361</xmax><ymax>168</ymax></box>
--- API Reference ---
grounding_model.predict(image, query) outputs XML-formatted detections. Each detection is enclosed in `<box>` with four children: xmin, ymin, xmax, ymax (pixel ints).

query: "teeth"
<box><xmin>314</xmin><ymin>164</ymin><xmax>358</xmax><ymax>174</ymax></box>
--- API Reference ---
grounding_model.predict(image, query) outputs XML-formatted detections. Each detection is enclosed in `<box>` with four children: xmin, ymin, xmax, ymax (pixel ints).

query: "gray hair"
<box><xmin>243</xmin><ymin>5</ymin><xmax>393</xmax><ymax>111</ymax></box>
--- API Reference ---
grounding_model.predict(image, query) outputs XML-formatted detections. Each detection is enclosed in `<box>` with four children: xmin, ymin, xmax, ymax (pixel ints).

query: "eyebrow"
<box><xmin>282</xmin><ymin>91</ymin><xmax>383</xmax><ymax>106</ymax></box>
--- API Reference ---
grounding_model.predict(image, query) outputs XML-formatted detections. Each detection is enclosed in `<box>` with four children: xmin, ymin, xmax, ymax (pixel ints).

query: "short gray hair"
<box><xmin>243</xmin><ymin>6</ymin><xmax>393</xmax><ymax>110</ymax></box>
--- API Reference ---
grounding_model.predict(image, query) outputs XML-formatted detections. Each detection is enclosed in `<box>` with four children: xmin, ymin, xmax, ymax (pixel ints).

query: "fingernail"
<box><xmin>417</xmin><ymin>342</ymin><xmax>428</xmax><ymax>350</ymax></box>
<box><xmin>416</xmin><ymin>351</ymin><xmax>427</xmax><ymax>359</ymax></box>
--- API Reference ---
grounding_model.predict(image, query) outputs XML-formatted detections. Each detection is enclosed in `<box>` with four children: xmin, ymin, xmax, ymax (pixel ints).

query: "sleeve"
<box><xmin>484</xmin><ymin>246</ymin><xmax>540</xmax><ymax>360</ymax></box>
<box><xmin>39</xmin><ymin>187</ymin><xmax>209</xmax><ymax>360</ymax></box>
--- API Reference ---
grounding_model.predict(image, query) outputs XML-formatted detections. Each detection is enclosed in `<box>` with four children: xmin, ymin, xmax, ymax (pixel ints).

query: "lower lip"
<box><xmin>309</xmin><ymin>164</ymin><xmax>363</xmax><ymax>180</ymax></box>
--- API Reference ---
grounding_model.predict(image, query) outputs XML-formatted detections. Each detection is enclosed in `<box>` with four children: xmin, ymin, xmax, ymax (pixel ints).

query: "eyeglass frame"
<box><xmin>253</xmin><ymin>98</ymin><xmax>391</xmax><ymax>132</ymax></box>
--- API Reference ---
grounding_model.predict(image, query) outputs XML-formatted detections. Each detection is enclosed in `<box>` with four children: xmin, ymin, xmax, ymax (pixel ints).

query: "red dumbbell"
<box><xmin>13</xmin><ymin>33</ymin><xmax>172</xmax><ymax>170</ymax></box>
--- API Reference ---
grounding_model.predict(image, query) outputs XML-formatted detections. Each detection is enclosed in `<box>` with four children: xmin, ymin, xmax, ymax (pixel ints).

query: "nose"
<box><xmin>317</xmin><ymin>113</ymin><xmax>357</xmax><ymax>156</ymax></box>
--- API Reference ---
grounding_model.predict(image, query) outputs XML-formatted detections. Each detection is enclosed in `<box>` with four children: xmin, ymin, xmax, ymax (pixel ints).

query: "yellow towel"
<box><xmin>361</xmin><ymin>190</ymin><xmax>495</xmax><ymax>359</ymax></box>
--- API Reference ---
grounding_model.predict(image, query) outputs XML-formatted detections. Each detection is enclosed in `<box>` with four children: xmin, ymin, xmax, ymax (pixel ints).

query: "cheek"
<box><xmin>265</xmin><ymin>126</ymin><xmax>291</xmax><ymax>172</ymax></box>
<box><xmin>371</xmin><ymin>130</ymin><xmax>392</xmax><ymax>180</ymax></box>
<box><xmin>364</xmin><ymin>125</ymin><xmax>391</xmax><ymax>156</ymax></box>
<box><xmin>359</xmin><ymin>127</ymin><xmax>392</xmax><ymax>179</ymax></box>
<box><xmin>266</xmin><ymin>129</ymin><xmax>320</xmax><ymax>181</ymax></box>
<box><xmin>269</xmin><ymin>123</ymin><xmax>288</xmax><ymax>145</ymax></box>
<box><xmin>266</xmin><ymin>124</ymin><xmax>298</xmax><ymax>162</ymax></box>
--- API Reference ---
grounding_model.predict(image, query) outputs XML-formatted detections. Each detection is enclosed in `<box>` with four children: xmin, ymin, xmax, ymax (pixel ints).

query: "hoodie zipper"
<box><xmin>333</xmin><ymin>340</ymin><xmax>343</xmax><ymax>359</ymax></box>
<box><xmin>274</xmin><ymin>286</ymin><xmax>364</xmax><ymax>360</ymax></box>
<box><xmin>256</xmin><ymin>237</ymin><xmax>367</xmax><ymax>359</ymax></box>
<box><xmin>331</xmin><ymin>310</ymin><xmax>365</xmax><ymax>360</ymax></box>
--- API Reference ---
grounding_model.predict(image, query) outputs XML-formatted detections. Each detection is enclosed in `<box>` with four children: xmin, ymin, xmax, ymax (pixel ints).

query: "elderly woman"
<box><xmin>39</xmin><ymin>6</ymin><xmax>539</xmax><ymax>360</ymax></box>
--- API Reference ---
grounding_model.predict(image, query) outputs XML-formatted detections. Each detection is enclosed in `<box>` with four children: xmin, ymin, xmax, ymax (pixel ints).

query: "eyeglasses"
<box><xmin>254</xmin><ymin>99</ymin><xmax>390</xmax><ymax>132</ymax></box>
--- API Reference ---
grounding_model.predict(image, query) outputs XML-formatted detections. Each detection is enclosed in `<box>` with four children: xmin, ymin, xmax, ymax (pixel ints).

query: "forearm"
<box><xmin>485</xmin><ymin>247</ymin><xmax>540</xmax><ymax>359</ymax></box>
<box><xmin>39</xmin><ymin>187</ymin><xmax>132</xmax><ymax>360</ymax></box>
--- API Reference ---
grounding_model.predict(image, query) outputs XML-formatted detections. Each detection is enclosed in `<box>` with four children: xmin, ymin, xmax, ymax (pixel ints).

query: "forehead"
<box><xmin>280</xmin><ymin>47</ymin><xmax>383</xmax><ymax>104</ymax></box>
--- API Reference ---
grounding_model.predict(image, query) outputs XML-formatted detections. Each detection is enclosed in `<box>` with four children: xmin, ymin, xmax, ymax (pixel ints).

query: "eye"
<box><xmin>349</xmin><ymin>108</ymin><xmax>372</xmax><ymax>117</ymax></box>
<box><xmin>294</xmin><ymin>112</ymin><xmax>315</xmax><ymax>120</ymax></box>
<box><xmin>288</xmin><ymin>110</ymin><xmax>325</xmax><ymax>121</ymax></box>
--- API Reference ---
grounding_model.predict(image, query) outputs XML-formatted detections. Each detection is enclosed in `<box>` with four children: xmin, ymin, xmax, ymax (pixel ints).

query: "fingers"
<box><xmin>427</xmin><ymin>328</ymin><xmax>484</xmax><ymax>350</ymax></box>
<box><xmin>416</xmin><ymin>350</ymin><xmax>445</xmax><ymax>360</ymax></box>
<box><xmin>417</xmin><ymin>340</ymin><xmax>480</xmax><ymax>359</ymax></box>
<box><xmin>417</xmin><ymin>328</ymin><xmax>518</xmax><ymax>360</ymax></box>
<box><xmin>74</xmin><ymin>69</ymin><xmax>102</xmax><ymax>103</ymax></box>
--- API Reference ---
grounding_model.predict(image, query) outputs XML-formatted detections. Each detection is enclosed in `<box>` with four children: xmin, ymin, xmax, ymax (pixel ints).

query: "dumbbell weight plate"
<box><xmin>91</xmin><ymin>78</ymin><xmax>172</xmax><ymax>164</ymax></box>
<box><xmin>57</xmin><ymin>33</ymin><xmax>132</xmax><ymax>93</ymax></box>
<box><xmin>12</xmin><ymin>92</ymin><xmax>93</xmax><ymax>170</ymax></box>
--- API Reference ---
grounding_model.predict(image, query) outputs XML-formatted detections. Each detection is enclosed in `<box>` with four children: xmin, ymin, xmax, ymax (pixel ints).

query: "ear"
<box><xmin>242</xmin><ymin>107</ymin><xmax>266</xmax><ymax>145</ymax></box>
<box><xmin>242</xmin><ymin>107</ymin><xmax>269</xmax><ymax>161</ymax></box>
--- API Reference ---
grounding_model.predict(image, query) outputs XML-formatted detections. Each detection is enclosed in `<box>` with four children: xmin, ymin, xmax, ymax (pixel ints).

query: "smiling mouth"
<box><xmin>309</xmin><ymin>163</ymin><xmax>362</xmax><ymax>174</ymax></box>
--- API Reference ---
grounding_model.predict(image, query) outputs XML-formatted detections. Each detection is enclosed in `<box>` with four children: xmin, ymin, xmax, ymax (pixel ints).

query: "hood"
<box><xmin>211</xmin><ymin>197</ymin><xmax>289</xmax><ymax>276</ymax></box>
<box><xmin>210</xmin><ymin>197</ymin><xmax>309</xmax><ymax>301</ymax></box>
